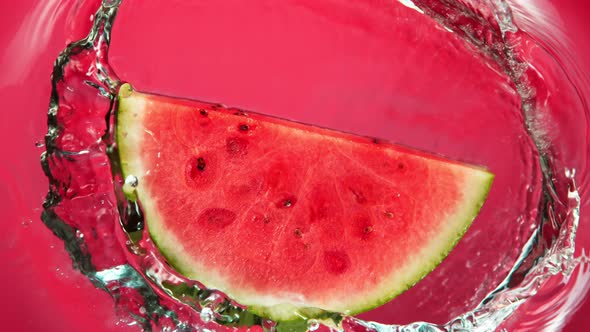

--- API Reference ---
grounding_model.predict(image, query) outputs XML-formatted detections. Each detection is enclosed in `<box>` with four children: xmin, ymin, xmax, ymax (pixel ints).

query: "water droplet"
<box><xmin>125</xmin><ymin>175</ymin><xmax>138</xmax><ymax>187</ymax></box>
<box><xmin>139</xmin><ymin>306</ymin><xmax>147</xmax><ymax>314</ymax></box>
<box><xmin>21</xmin><ymin>219</ymin><xmax>32</xmax><ymax>227</ymax></box>
<box><xmin>200</xmin><ymin>307</ymin><xmax>214</xmax><ymax>323</ymax></box>
<box><xmin>307</xmin><ymin>319</ymin><xmax>320</xmax><ymax>331</ymax></box>
<box><xmin>76</xmin><ymin>230</ymin><xmax>84</xmax><ymax>239</ymax></box>
<box><xmin>35</xmin><ymin>141</ymin><xmax>44</xmax><ymax>148</ymax></box>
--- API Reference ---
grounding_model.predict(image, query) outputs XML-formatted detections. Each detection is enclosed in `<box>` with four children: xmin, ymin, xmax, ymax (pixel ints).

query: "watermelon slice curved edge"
<box><xmin>115</xmin><ymin>83</ymin><xmax>494</xmax><ymax>321</ymax></box>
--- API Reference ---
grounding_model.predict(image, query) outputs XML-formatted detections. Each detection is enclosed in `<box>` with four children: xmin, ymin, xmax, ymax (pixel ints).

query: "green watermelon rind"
<box><xmin>115</xmin><ymin>83</ymin><xmax>494</xmax><ymax>322</ymax></box>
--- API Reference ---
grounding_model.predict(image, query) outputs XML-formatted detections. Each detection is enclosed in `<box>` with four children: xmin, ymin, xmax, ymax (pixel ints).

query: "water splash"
<box><xmin>40</xmin><ymin>0</ymin><xmax>587</xmax><ymax>331</ymax></box>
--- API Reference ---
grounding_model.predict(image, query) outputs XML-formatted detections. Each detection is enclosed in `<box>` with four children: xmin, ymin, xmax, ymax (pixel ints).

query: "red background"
<box><xmin>0</xmin><ymin>0</ymin><xmax>587</xmax><ymax>331</ymax></box>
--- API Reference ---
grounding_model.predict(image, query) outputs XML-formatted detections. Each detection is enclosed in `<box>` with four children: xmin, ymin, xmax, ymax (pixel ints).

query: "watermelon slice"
<box><xmin>115</xmin><ymin>83</ymin><xmax>493</xmax><ymax>321</ymax></box>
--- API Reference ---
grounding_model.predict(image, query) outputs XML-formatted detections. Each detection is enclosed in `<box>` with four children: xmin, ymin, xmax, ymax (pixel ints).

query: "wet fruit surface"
<box><xmin>117</xmin><ymin>85</ymin><xmax>493</xmax><ymax>319</ymax></box>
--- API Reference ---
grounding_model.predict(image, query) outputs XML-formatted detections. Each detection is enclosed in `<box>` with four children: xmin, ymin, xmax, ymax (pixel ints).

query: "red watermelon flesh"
<box><xmin>115</xmin><ymin>83</ymin><xmax>493</xmax><ymax>321</ymax></box>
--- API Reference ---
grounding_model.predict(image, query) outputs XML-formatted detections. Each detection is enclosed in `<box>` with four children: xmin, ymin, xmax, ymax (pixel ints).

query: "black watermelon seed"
<box><xmin>196</xmin><ymin>157</ymin><xmax>206</xmax><ymax>171</ymax></box>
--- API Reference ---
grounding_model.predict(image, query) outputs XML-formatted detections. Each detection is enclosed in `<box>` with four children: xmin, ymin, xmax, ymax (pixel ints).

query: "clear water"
<box><xmin>35</xmin><ymin>0</ymin><xmax>590</xmax><ymax>331</ymax></box>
